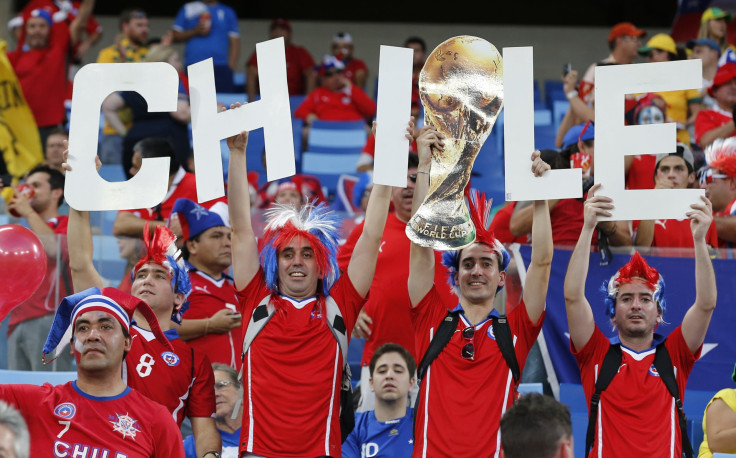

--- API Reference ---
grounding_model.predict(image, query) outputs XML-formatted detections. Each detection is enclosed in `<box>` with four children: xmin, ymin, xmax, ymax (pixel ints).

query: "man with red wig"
<box><xmin>564</xmin><ymin>184</ymin><xmax>716</xmax><ymax>457</ymax></box>
<box><xmin>408</xmin><ymin>125</ymin><xmax>554</xmax><ymax>457</ymax></box>
<box><xmin>64</xmin><ymin>163</ymin><xmax>222</xmax><ymax>457</ymax></box>
<box><xmin>226</xmin><ymin>109</ymin><xmax>393</xmax><ymax>456</ymax></box>
<box><xmin>0</xmin><ymin>287</ymin><xmax>184</xmax><ymax>456</ymax></box>
<box><xmin>702</xmin><ymin>137</ymin><xmax>736</xmax><ymax>246</ymax></box>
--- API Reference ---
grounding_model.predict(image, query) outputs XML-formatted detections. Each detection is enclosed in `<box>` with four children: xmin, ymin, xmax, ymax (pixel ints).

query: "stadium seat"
<box><xmin>0</xmin><ymin>369</ymin><xmax>76</xmax><ymax>385</ymax></box>
<box><xmin>307</xmin><ymin>120</ymin><xmax>367</xmax><ymax>155</ymax></box>
<box><xmin>517</xmin><ymin>383</ymin><xmax>544</xmax><ymax>394</ymax></box>
<box><xmin>289</xmin><ymin>95</ymin><xmax>306</xmax><ymax>117</ymax></box>
<box><xmin>559</xmin><ymin>382</ymin><xmax>587</xmax><ymax>413</ymax></box>
<box><xmin>347</xmin><ymin>337</ymin><xmax>364</xmax><ymax>384</ymax></box>
<box><xmin>301</xmin><ymin>152</ymin><xmax>361</xmax><ymax>200</ymax></box>
<box><xmin>571</xmin><ymin>412</ymin><xmax>588</xmax><ymax>458</ymax></box>
<box><xmin>684</xmin><ymin>389</ymin><xmax>717</xmax><ymax>453</ymax></box>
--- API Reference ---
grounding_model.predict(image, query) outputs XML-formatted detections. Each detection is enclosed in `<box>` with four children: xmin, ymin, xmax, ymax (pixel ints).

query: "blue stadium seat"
<box><xmin>347</xmin><ymin>337</ymin><xmax>364</xmax><ymax>384</ymax></box>
<box><xmin>98</xmin><ymin>164</ymin><xmax>126</xmax><ymax>182</ymax></box>
<box><xmin>571</xmin><ymin>412</ymin><xmax>588</xmax><ymax>458</ymax></box>
<box><xmin>0</xmin><ymin>369</ymin><xmax>76</xmax><ymax>385</ymax></box>
<box><xmin>233</xmin><ymin>72</ymin><xmax>246</xmax><ymax>92</ymax></box>
<box><xmin>517</xmin><ymin>383</ymin><xmax>544</xmax><ymax>394</ymax></box>
<box><xmin>216</xmin><ymin>92</ymin><xmax>248</xmax><ymax>108</ymax></box>
<box><xmin>289</xmin><ymin>95</ymin><xmax>306</xmax><ymax>117</ymax></box>
<box><xmin>559</xmin><ymin>382</ymin><xmax>587</xmax><ymax>413</ymax></box>
<box><xmin>307</xmin><ymin>120</ymin><xmax>367</xmax><ymax>154</ymax></box>
<box><xmin>685</xmin><ymin>389</ymin><xmax>717</xmax><ymax>453</ymax></box>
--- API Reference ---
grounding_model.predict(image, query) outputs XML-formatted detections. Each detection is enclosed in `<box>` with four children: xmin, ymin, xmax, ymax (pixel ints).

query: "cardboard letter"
<box><xmin>65</xmin><ymin>63</ymin><xmax>176</xmax><ymax>210</ymax></box>
<box><xmin>503</xmin><ymin>47</ymin><xmax>581</xmax><ymax>201</ymax></box>
<box><xmin>373</xmin><ymin>46</ymin><xmax>413</xmax><ymax>186</ymax></box>
<box><xmin>595</xmin><ymin>60</ymin><xmax>703</xmax><ymax>220</ymax></box>
<box><xmin>189</xmin><ymin>38</ymin><xmax>294</xmax><ymax>203</ymax></box>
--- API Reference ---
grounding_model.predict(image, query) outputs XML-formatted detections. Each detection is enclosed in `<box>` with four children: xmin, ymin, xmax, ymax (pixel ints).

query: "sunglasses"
<box><xmin>699</xmin><ymin>168</ymin><xmax>728</xmax><ymax>186</ymax></box>
<box><xmin>408</xmin><ymin>174</ymin><xmax>417</xmax><ymax>183</ymax></box>
<box><xmin>324</xmin><ymin>70</ymin><xmax>343</xmax><ymax>77</ymax></box>
<box><xmin>215</xmin><ymin>380</ymin><xmax>234</xmax><ymax>390</ymax></box>
<box><xmin>461</xmin><ymin>325</ymin><xmax>475</xmax><ymax>360</ymax></box>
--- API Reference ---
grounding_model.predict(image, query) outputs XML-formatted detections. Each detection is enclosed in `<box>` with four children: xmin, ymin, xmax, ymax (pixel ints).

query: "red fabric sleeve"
<box><xmin>247</xmin><ymin>50</ymin><xmax>257</xmax><ymax>67</ymax></box>
<box><xmin>293</xmin><ymin>92</ymin><xmax>317</xmax><ymax>120</ymax></box>
<box><xmin>695</xmin><ymin>110</ymin><xmax>724</xmax><ymax>145</ymax></box>
<box><xmin>349</xmin><ymin>86</ymin><xmax>377</xmax><ymax>118</ymax></box>
<box><xmin>185</xmin><ymin>350</ymin><xmax>216</xmax><ymax>419</ymax></box>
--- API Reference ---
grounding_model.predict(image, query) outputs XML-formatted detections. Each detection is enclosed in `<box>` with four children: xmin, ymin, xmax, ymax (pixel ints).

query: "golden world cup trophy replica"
<box><xmin>406</xmin><ymin>36</ymin><xmax>503</xmax><ymax>250</ymax></box>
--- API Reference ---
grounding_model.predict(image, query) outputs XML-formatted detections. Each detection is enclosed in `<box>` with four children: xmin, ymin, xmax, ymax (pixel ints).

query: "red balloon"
<box><xmin>0</xmin><ymin>225</ymin><xmax>48</xmax><ymax>321</ymax></box>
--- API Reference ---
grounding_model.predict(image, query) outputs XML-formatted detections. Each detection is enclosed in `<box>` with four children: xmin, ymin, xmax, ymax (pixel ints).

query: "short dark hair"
<box><xmin>45</xmin><ymin>127</ymin><xmax>68</xmax><ymax>140</ymax></box>
<box><xmin>500</xmin><ymin>393</ymin><xmax>572</xmax><ymax>458</ymax></box>
<box><xmin>212</xmin><ymin>363</ymin><xmax>242</xmax><ymax>389</ymax></box>
<box><xmin>404</xmin><ymin>36</ymin><xmax>426</xmax><ymax>52</ymax></box>
<box><xmin>369</xmin><ymin>343</ymin><xmax>416</xmax><ymax>377</ymax></box>
<box><xmin>181</xmin><ymin>233</ymin><xmax>201</xmax><ymax>260</ymax></box>
<box><xmin>26</xmin><ymin>164</ymin><xmax>65</xmax><ymax>208</ymax></box>
<box><xmin>408</xmin><ymin>153</ymin><xmax>419</xmax><ymax>170</ymax></box>
<box><xmin>136</xmin><ymin>138</ymin><xmax>180</xmax><ymax>176</ymax></box>
<box><xmin>119</xmin><ymin>8</ymin><xmax>146</xmax><ymax>29</ymax></box>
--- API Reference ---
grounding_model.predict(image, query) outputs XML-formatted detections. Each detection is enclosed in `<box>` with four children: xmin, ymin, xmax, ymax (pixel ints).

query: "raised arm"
<box><xmin>563</xmin><ymin>183</ymin><xmax>612</xmax><ymax>351</ymax></box>
<box><xmin>346</xmin><ymin>122</ymin><xmax>392</xmax><ymax>297</ymax></box>
<box><xmin>408</xmin><ymin>125</ymin><xmax>444</xmax><ymax>306</ymax></box>
<box><xmin>62</xmin><ymin>144</ymin><xmax>103</xmax><ymax>292</ymax></box>
<box><xmin>681</xmin><ymin>195</ymin><xmax>717</xmax><ymax>353</ymax></box>
<box><xmin>225</xmin><ymin>104</ymin><xmax>260</xmax><ymax>290</ymax></box>
<box><xmin>522</xmin><ymin>151</ymin><xmax>553</xmax><ymax>325</ymax></box>
<box><xmin>69</xmin><ymin>0</ymin><xmax>95</xmax><ymax>46</ymax></box>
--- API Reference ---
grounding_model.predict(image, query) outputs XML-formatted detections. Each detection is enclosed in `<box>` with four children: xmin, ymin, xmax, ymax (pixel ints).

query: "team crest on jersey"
<box><xmin>648</xmin><ymin>365</ymin><xmax>661</xmax><ymax>377</ymax></box>
<box><xmin>161</xmin><ymin>351</ymin><xmax>180</xmax><ymax>366</ymax></box>
<box><xmin>54</xmin><ymin>402</ymin><xmax>76</xmax><ymax>419</ymax></box>
<box><xmin>109</xmin><ymin>413</ymin><xmax>141</xmax><ymax>439</ymax></box>
<box><xmin>310</xmin><ymin>305</ymin><xmax>322</xmax><ymax>319</ymax></box>
<box><xmin>487</xmin><ymin>325</ymin><xmax>496</xmax><ymax>340</ymax></box>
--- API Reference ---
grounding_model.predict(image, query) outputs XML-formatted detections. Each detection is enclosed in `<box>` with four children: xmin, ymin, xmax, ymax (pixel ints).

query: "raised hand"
<box><xmin>687</xmin><ymin>195</ymin><xmax>714</xmax><ymax>242</ymax></box>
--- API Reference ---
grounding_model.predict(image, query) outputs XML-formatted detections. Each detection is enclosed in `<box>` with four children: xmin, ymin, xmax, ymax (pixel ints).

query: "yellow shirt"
<box><xmin>96</xmin><ymin>38</ymin><xmax>148</xmax><ymax>135</ymax></box>
<box><xmin>698</xmin><ymin>388</ymin><xmax>736</xmax><ymax>457</ymax></box>
<box><xmin>657</xmin><ymin>88</ymin><xmax>702</xmax><ymax>144</ymax></box>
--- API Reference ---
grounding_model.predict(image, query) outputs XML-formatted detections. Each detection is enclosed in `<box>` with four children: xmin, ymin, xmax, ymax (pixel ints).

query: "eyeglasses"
<box><xmin>461</xmin><ymin>325</ymin><xmax>475</xmax><ymax>360</ymax></box>
<box><xmin>408</xmin><ymin>174</ymin><xmax>417</xmax><ymax>183</ymax></box>
<box><xmin>698</xmin><ymin>168</ymin><xmax>728</xmax><ymax>186</ymax></box>
<box><xmin>215</xmin><ymin>380</ymin><xmax>234</xmax><ymax>391</ymax></box>
<box><xmin>324</xmin><ymin>70</ymin><xmax>343</xmax><ymax>77</ymax></box>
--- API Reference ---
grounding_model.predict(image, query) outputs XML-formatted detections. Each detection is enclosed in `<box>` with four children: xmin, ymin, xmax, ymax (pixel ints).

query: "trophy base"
<box><xmin>406</xmin><ymin>206</ymin><xmax>476</xmax><ymax>251</ymax></box>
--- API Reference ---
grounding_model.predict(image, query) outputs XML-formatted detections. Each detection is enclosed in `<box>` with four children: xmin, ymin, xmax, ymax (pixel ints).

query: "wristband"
<box><xmin>566</xmin><ymin>90</ymin><xmax>579</xmax><ymax>101</ymax></box>
<box><xmin>417</xmin><ymin>170</ymin><xmax>429</xmax><ymax>175</ymax></box>
<box><xmin>203</xmin><ymin>452</ymin><xmax>221</xmax><ymax>458</ymax></box>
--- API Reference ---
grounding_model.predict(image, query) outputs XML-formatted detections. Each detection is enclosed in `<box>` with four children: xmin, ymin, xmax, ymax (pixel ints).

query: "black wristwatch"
<box><xmin>202</xmin><ymin>452</ymin><xmax>221</xmax><ymax>458</ymax></box>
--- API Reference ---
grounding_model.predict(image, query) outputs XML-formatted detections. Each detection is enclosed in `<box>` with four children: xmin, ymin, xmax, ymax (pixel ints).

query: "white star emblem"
<box><xmin>110</xmin><ymin>413</ymin><xmax>141</xmax><ymax>439</ymax></box>
<box><xmin>189</xmin><ymin>206</ymin><xmax>209</xmax><ymax>220</ymax></box>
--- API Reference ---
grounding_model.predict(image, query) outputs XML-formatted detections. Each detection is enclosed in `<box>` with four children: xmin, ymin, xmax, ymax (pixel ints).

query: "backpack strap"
<box><xmin>324</xmin><ymin>296</ymin><xmax>350</xmax><ymax>385</ymax></box>
<box><xmin>585</xmin><ymin>344</ymin><xmax>622</xmax><ymax>457</ymax></box>
<box><xmin>416</xmin><ymin>311</ymin><xmax>461</xmax><ymax>382</ymax></box>
<box><xmin>491</xmin><ymin>315</ymin><xmax>520</xmax><ymax>386</ymax></box>
<box><xmin>652</xmin><ymin>343</ymin><xmax>693</xmax><ymax>458</ymax></box>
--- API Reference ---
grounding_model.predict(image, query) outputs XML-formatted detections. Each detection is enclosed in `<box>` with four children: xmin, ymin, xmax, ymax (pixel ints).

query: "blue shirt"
<box><xmin>173</xmin><ymin>1</ymin><xmax>239</xmax><ymax>67</ymax></box>
<box><xmin>342</xmin><ymin>408</ymin><xmax>414</xmax><ymax>458</ymax></box>
<box><xmin>184</xmin><ymin>427</ymin><xmax>240</xmax><ymax>458</ymax></box>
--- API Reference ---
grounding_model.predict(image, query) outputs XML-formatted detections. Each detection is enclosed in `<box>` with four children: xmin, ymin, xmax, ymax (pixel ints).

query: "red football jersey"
<box><xmin>626</xmin><ymin>154</ymin><xmax>656</xmax><ymax>190</ymax></box>
<box><xmin>411</xmin><ymin>286</ymin><xmax>544</xmax><ymax>457</ymax></box>
<box><xmin>573</xmin><ymin>326</ymin><xmax>699</xmax><ymax>458</ymax></box>
<box><xmin>337</xmin><ymin>213</ymin><xmax>455</xmax><ymax>366</ymax></box>
<box><xmin>248</xmin><ymin>44</ymin><xmax>314</xmax><ymax>95</ymax></box>
<box><xmin>124</xmin><ymin>326</ymin><xmax>215</xmax><ymax>426</ymax></box>
<box><xmin>184</xmin><ymin>268</ymin><xmax>242</xmax><ymax>369</ymax></box>
<box><xmin>0</xmin><ymin>382</ymin><xmax>183</xmax><ymax>457</ymax></box>
<box><xmin>293</xmin><ymin>86</ymin><xmax>376</xmax><ymax>122</ymax></box>
<box><xmin>695</xmin><ymin>107</ymin><xmax>736</xmax><ymax>145</ymax></box>
<box><xmin>119</xmin><ymin>169</ymin><xmax>198</xmax><ymax>221</ymax></box>
<box><xmin>236</xmin><ymin>269</ymin><xmax>365</xmax><ymax>457</ymax></box>
<box><xmin>632</xmin><ymin>218</ymin><xmax>720</xmax><ymax>248</ymax></box>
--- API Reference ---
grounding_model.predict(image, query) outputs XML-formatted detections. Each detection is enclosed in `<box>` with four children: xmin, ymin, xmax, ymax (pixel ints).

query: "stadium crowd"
<box><xmin>1</xmin><ymin>2</ymin><xmax>736</xmax><ymax>457</ymax></box>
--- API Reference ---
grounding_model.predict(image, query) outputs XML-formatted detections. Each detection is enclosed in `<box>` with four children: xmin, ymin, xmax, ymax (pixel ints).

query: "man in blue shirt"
<box><xmin>343</xmin><ymin>343</ymin><xmax>415</xmax><ymax>458</ymax></box>
<box><xmin>172</xmin><ymin>0</ymin><xmax>240</xmax><ymax>92</ymax></box>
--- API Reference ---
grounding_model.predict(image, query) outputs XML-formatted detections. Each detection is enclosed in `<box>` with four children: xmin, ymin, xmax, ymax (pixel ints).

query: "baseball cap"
<box><xmin>29</xmin><ymin>8</ymin><xmax>52</xmax><ymax>27</ymax></box>
<box><xmin>701</xmin><ymin>7</ymin><xmax>733</xmax><ymax>24</ymax></box>
<box><xmin>318</xmin><ymin>54</ymin><xmax>346</xmax><ymax>74</ymax></box>
<box><xmin>686</xmin><ymin>38</ymin><xmax>721</xmax><ymax>57</ymax></box>
<box><xmin>655</xmin><ymin>143</ymin><xmax>695</xmax><ymax>173</ymax></box>
<box><xmin>708</xmin><ymin>62</ymin><xmax>736</xmax><ymax>96</ymax></box>
<box><xmin>270</xmin><ymin>18</ymin><xmax>291</xmax><ymax>31</ymax></box>
<box><xmin>638</xmin><ymin>33</ymin><xmax>677</xmax><ymax>55</ymax></box>
<box><xmin>608</xmin><ymin>22</ymin><xmax>646</xmax><ymax>43</ymax></box>
<box><xmin>562</xmin><ymin>122</ymin><xmax>595</xmax><ymax>150</ymax></box>
<box><xmin>333</xmin><ymin>32</ymin><xmax>353</xmax><ymax>44</ymax></box>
